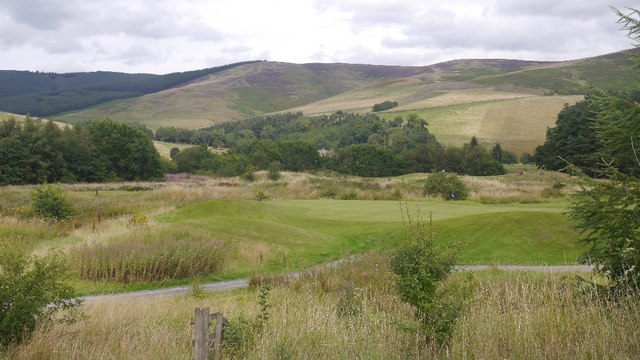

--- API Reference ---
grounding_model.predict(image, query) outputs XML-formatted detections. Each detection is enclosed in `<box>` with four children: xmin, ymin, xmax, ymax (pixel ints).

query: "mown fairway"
<box><xmin>160</xmin><ymin>198</ymin><xmax>580</xmax><ymax>275</ymax></box>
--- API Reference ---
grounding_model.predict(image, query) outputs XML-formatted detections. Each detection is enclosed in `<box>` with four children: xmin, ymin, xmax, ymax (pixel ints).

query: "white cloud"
<box><xmin>0</xmin><ymin>0</ymin><xmax>635</xmax><ymax>73</ymax></box>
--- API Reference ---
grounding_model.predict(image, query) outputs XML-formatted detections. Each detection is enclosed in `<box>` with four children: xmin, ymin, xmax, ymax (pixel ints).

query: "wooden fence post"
<box><xmin>211</xmin><ymin>312</ymin><xmax>228</xmax><ymax>358</ymax></box>
<box><xmin>193</xmin><ymin>307</ymin><xmax>210</xmax><ymax>360</ymax></box>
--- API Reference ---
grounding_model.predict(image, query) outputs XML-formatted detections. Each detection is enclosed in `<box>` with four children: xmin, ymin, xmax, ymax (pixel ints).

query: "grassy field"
<box><xmin>159</xmin><ymin>198</ymin><xmax>579</xmax><ymax>276</ymax></box>
<box><xmin>0</xmin><ymin>167</ymin><xmax>580</xmax><ymax>296</ymax></box>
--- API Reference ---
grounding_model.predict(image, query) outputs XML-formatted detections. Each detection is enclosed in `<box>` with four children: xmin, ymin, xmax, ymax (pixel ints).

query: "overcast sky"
<box><xmin>0</xmin><ymin>0</ymin><xmax>637</xmax><ymax>74</ymax></box>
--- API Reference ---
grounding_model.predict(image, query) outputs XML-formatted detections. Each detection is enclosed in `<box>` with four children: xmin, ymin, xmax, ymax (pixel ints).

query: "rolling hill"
<box><xmin>0</xmin><ymin>61</ymin><xmax>261</xmax><ymax>117</ymax></box>
<box><xmin>57</xmin><ymin>62</ymin><xmax>427</xmax><ymax>129</ymax></box>
<box><xmin>3</xmin><ymin>49</ymin><xmax>639</xmax><ymax>155</ymax></box>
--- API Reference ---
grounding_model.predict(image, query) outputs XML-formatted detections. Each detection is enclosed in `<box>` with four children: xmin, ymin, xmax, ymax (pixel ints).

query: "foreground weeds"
<box><xmin>5</xmin><ymin>254</ymin><xmax>639</xmax><ymax>359</ymax></box>
<box><xmin>451</xmin><ymin>272</ymin><xmax>640</xmax><ymax>359</ymax></box>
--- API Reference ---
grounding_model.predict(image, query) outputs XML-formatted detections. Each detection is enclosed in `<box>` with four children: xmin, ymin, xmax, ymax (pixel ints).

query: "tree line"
<box><xmin>0</xmin><ymin>118</ymin><xmax>165</xmax><ymax>185</ymax></box>
<box><xmin>533</xmin><ymin>90</ymin><xmax>640</xmax><ymax>177</ymax></box>
<box><xmin>168</xmin><ymin>111</ymin><xmax>508</xmax><ymax>178</ymax></box>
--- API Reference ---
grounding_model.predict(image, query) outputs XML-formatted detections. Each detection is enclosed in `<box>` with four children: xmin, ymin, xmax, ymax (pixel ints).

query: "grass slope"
<box><xmin>380</xmin><ymin>95</ymin><xmax>583</xmax><ymax>155</ymax></box>
<box><xmin>476</xmin><ymin>49</ymin><xmax>640</xmax><ymax>93</ymax></box>
<box><xmin>159</xmin><ymin>199</ymin><xmax>580</xmax><ymax>277</ymax></box>
<box><xmin>57</xmin><ymin>62</ymin><xmax>420</xmax><ymax>129</ymax></box>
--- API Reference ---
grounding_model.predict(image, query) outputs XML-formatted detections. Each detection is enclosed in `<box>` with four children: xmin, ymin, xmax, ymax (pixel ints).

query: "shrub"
<box><xmin>0</xmin><ymin>249</ymin><xmax>79</xmax><ymax>348</ymax></box>
<box><xmin>223</xmin><ymin>285</ymin><xmax>271</xmax><ymax>358</ymax></box>
<box><xmin>255</xmin><ymin>191</ymin><xmax>269</xmax><ymax>201</ymax></box>
<box><xmin>339</xmin><ymin>191</ymin><xmax>358</xmax><ymax>200</ymax></box>
<box><xmin>169</xmin><ymin>147</ymin><xmax>180</xmax><ymax>160</ymax></box>
<box><xmin>241</xmin><ymin>166</ymin><xmax>256</xmax><ymax>182</ymax></box>
<box><xmin>267</xmin><ymin>162</ymin><xmax>281</xmax><ymax>181</ymax></box>
<box><xmin>372</xmin><ymin>100</ymin><xmax>399</xmax><ymax>112</ymax></box>
<box><xmin>389</xmin><ymin>215</ymin><xmax>471</xmax><ymax>346</ymax></box>
<box><xmin>541</xmin><ymin>182</ymin><xmax>565</xmax><ymax>198</ymax></box>
<box><xmin>127</xmin><ymin>214</ymin><xmax>148</xmax><ymax>228</ymax></box>
<box><xmin>423</xmin><ymin>172</ymin><xmax>469</xmax><ymax>200</ymax></box>
<box><xmin>30</xmin><ymin>185</ymin><xmax>74</xmax><ymax>221</ymax></box>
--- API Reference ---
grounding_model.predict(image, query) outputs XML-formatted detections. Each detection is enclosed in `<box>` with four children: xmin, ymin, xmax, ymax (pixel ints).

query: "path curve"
<box><xmin>81</xmin><ymin>264</ymin><xmax>593</xmax><ymax>304</ymax></box>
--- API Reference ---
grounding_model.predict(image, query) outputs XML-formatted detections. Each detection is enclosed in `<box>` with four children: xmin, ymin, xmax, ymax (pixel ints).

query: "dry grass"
<box><xmin>450</xmin><ymin>272</ymin><xmax>640</xmax><ymax>359</ymax></box>
<box><xmin>71</xmin><ymin>227</ymin><xmax>227</xmax><ymax>283</ymax></box>
<box><xmin>464</xmin><ymin>167</ymin><xmax>574</xmax><ymax>202</ymax></box>
<box><xmin>384</xmin><ymin>95</ymin><xmax>583</xmax><ymax>156</ymax></box>
<box><xmin>394</xmin><ymin>88</ymin><xmax>532</xmax><ymax>111</ymax></box>
<box><xmin>5</xmin><ymin>254</ymin><xmax>639</xmax><ymax>359</ymax></box>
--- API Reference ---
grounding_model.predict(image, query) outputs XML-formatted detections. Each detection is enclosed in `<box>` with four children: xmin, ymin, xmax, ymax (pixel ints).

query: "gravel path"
<box><xmin>81</xmin><ymin>265</ymin><xmax>593</xmax><ymax>304</ymax></box>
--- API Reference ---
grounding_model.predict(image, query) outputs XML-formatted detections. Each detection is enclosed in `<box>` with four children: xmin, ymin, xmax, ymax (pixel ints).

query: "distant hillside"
<box><xmin>1</xmin><ymin>49</ymin><xmax>637</xmax><ymax>155</ymax></box>
<box><xmin>57</xmin><ymin>58</ymin><xmax>558</xmax><ymax>128</ymax></box>
<box><xmin>474</xmin><ymin>49</ymin><xmax>640</xmax><ymax>94</ymax></box>
<box><xmin>0</xmin><ymin>61</ymin><xmax>261</xmax><ymax>116</ymax></box>
<box><xmin>57</xmin><ymin>62</ymin><xmax>426</xmax><ymax>128</ymax></box>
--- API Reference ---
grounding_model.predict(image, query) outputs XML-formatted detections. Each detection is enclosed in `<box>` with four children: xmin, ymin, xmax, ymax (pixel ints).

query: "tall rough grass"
<box><xmin>3</xmin><ymin>255</ymin><xmax>640</xmax><ymax>359</ymax></box>
<box><xmin>71</xmin><ymin>229</ymin><xmax>227</xmax><ymax>282</ymax></box>
<box><xmin>450</xmin><ymin>272</ymin><xmax>640</xmax><ymax>358</ymax></box>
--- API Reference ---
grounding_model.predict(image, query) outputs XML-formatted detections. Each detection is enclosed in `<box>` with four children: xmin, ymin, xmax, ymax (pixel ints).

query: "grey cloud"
<box><xmin>340</xmin><ymin>44</ymin><xmax>437</xmax><ymax>66</ymax></box>
<box><xmin>375</xmin><ymin>1</ymin><xmax>632</xmax><ymax>61</ymax></box>
<box><xmin>101</xmin><ymin>10</ymin><xmax>224</xmax><ymax>41</ymax></box>
<box><xmin>349</xmin><ymin>4</ymin><xmax>417</xmax><ymax>27</ymax></box>
<box><xmin>120</xmin><ymin>46</ymin><xmax>160</xmax><ymax>66</ymax></box>
<box><xmin>313</xmin><ymin>0</ymin><xmax>417</xmax><ymax>27</ymax></box>
<box><xmin>493</xmin><ymin>0</ymin><xmax>624</xmax><ymax>20</ymax></box>
<box><xmin>0</xmin><ymin>0</ymin><xmax>85</xmax><ymax>30</ymax></box>
<box><xmin>0</xmin><ymin>0</ymin><xmax>227</xmax><ymax>62</ymax></box>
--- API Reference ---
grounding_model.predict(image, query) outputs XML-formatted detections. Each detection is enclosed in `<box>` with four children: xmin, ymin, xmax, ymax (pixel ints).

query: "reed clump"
<box><xmin>71</xmin><ymin>229</ymin><xmax>227</xmax><ymax>282</ymax></box>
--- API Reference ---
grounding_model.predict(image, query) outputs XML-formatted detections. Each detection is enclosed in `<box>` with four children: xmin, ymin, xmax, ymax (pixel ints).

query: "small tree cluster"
<box><xmin>423</xmin><ymin>172</ymin><xmax>469</xmax><ymax>200</ymax></box>
<box><xmin>30</xmin><ymin>185</ymin><xmax>74</xmax><ymax>221</ymax></box>
<box><xmin>372</xmin><ymin>100</ymin><xmax>398</xmax><ymax>112</ymax></box>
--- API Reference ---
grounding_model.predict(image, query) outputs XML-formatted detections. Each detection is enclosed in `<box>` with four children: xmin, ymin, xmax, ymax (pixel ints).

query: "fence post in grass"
<box><xmin>193</xmin><ymin>307</ymin><xmax>210</xmax><ymax>360</ymax></box>
<box><xmin>211</xmin><ymin>312</ymin><xmax>228</xmax><ymax>358</ymax></box>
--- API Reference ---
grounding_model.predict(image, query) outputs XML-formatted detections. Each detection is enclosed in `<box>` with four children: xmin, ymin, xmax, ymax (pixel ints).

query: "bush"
<box><xmin>223</xmin><ymin>285</ymin><xmax>271</xmax><ymax>358</ymax></box>
<box><xmin>389</xmin><ymin>215</ymin><xmax>471</xmax><ymax>346</ymax></box>
<box><xmin>241</xmin><ymin>166</ymin><xmax>256</xmax><ymax>182</ymax></box>
<box><xmin>339</xmin><ymin>191</ymin><xmax>358</xmax><ymax>200</ymax></box>
<box><xmin>372</xmin><ymin>100</ymin><xmax>399</xmax><ymax>112</ymax></box>
<box><xmin>30</xmin><ymin>185</ymin><xmax>74</xmax><ymax>221</ymax></box>
<box><xmin>267</xmin><ymin>162</ymin><xmax>281</xmax><ymax>181</ymax></box>
<box><xmin>0</xmin><ymin>249</ymin><xmax>79</xmax><ymax>348</ymax></box>
<box><xmin>423</xmin><ymin>172</ymin><xmax>469</xmax><ymax>200</ymax></box>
